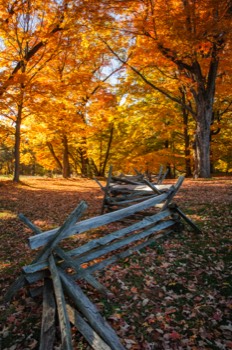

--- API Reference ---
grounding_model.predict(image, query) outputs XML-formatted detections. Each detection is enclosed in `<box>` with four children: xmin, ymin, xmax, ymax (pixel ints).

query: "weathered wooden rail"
<box><xmin>4</xmin><ymin>175</ymin><xmax>201</xmax><ymax>350</ymax></box>
<box><xmin>96</xmin><ymin>166</ymin><xmax>172</xmax><ymax>213</ymax></box>
<box><xmin>109</xmin><ymin>165</ymin><xmax>169</xmax><ymax>185</ymax></box>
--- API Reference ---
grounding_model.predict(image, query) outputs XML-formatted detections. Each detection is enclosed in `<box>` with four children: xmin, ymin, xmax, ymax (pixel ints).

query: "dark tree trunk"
<box><xmin>78</xmin><ymin>136</ymin><xmax>91</xmax><ymax>177</ymax></box>
<box><xmin>191</xmin><ymin>43</ymin><xmax>219</xmax><ymax>178</ymax></box>
<box><xmin>13</xmin><ymin>103</ymin><xmax>23</xmax><ymax>183</ymax></box>
<box><xmin>100</xmin><ymin>124</ymin><xmax>114</xmax><ymax>177</ymax></box>
<box><xmin>79</xmin><ymin>148</ymin><xmax>89</xmax><ymax>177</ymax></box>
<box><xmin>46</xmin><ymin>142</ymin><xmax>63</xmax><ymax>171</ymax></box>
<box><xmin>13</xmin><ymin>118</ymin><xmax>21</xmax><ymax>182</ymax></box>
<box><xmin>194</xmin><ymin>115</ymin><xmax>211</xmax><ymax>178</ymax></box>
<box><xmin>62</xmin><ymin>135</ymin><xmax>71</xmax><ymax>178</ymax></box>
<box><xmin>180</xmin><ymin>88</ymin><xmax>192</xmax><ymax>177</ymax></box>
<box><xmin>210</xmin><ymin>110</ymin><xmax>222</xmax><ymax>174</ymax></box>
<box><xmin>88</xmin><ymin>158</ymin><xmax>99</xmax><ymax>176</ymax></box>
<box><xmin>166</xmin><ymin>163</ymin><xmax>173</xmax><ymax>178</ymax></box>
<box><xmin>184</xmin><ymin>126</ymin><xmax>192</xmax><ymax>177</ymax></box>
<box><xmin>192</xmin><ymin>55</ymin><xmax>218</xmax><ymax>179</ymax></box>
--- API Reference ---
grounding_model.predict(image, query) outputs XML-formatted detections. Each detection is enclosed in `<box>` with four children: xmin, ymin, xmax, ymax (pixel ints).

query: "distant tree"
<box><xmin>0</xmin><ymin>0</ymin><xmax>68</xmax><ymax>181</ymax></box>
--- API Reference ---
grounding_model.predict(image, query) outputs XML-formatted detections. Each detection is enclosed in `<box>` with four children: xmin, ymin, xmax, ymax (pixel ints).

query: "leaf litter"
<box><xmin>0</xmin><ymin>176</ymin><xmax>231</xmax><ymax>349</ymax></box>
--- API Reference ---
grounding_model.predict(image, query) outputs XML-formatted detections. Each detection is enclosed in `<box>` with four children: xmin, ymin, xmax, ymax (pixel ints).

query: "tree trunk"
<box><xmin>194</xmin><ymin>117</ymin><xmax>211</xmax><ymax>178</ymax></box>
<box><xmin>89</xmin><ymin>158</ymin><xmax>99</xmax><ymax>176</ymax></box>
<box><xmin>79</xmin><ymin>147</ymin><xmax>89</xmax><ymax>177</ymax></box>
<box><xmin>184</xmin><ymin>126</ymin><xmax>192</xmax><ymax>177</ymax></box>
<box><xmin>62</xmin><ymin>135</ymin><xmax>71</xmax><ymax>178</ymax></box>
<box><xmin>100</xmin><ymin>124</ymin><xmax>114</xmax><ymax>177</ymax></box>
<box><xmin>78</xmin><ymin>136</ymin><xmax>91</xmax><ymax>177</ymax></box>
<box><xmin>46</xmin><ymin>142</ymin><xmax>63</xmax><ymax>171</ymax></box>
<box><xmin>13</xmin><ymin>104</ymin><xmax>22</xmax><ymax>183</ymax></box>
<box><xmin>180</xmin><ymin>88</ymin><xmax>192</xmax><ymax>177</ymax></box>
<box><xmin>191</xmin><ymin>51</ymin><xmax>219</xmax><ymax>178</ymax></box>
<box><xmin>193</xmin><ymin>61</ymin><xmax>218</xmax><ymax>178</ymax></box>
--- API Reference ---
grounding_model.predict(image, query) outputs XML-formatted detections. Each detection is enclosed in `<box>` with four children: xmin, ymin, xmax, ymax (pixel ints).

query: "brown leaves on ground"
<box><xmin>0</xmin><ymin>176</ymin><xmax>232</xmax><ymax>350</ymax></box>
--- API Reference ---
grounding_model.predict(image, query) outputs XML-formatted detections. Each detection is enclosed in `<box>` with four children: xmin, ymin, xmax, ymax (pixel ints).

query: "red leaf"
<box><xmin>170</xmin><ymin>331</ymin><xmax>181</xmax><ymax>340</ymax></box>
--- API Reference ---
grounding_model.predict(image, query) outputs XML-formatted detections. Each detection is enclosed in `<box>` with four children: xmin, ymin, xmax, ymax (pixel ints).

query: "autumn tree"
<box><xmin>102</xmin><ymin>0</ymin><xmax>232</xmax><ymax>177</ymax></box>
<box><xmin>112</xmin><ymin>62</ymin><xmax>195</xmax><ymax>176</ymax></box>
<box><xmin>86</xmin><ymin>89</ymin><xmax>118</xmax><ymax>176</ymax></box>
<box><xmin>1</xmin><ymin>0</ymin><xmax>231</xmax><ymax>179</ymax></box>
<box><xmin>0</xmin><ymin>121</ymin><xmax>14</xmax><ymax>174</ymax></box>
<box><xmin>0</xmin><ymin>0</ymin><xmax>71</xmax><ymax>181</ymax></box>
<box><xmin>24</xmin><ymin>28</ymin><xmax>121</xmax><ymax>177</ymax></box>
<box><xmin>0</xmin><ymin>0</ymin><xmax>122</xmax><ymax>180</ymax></box>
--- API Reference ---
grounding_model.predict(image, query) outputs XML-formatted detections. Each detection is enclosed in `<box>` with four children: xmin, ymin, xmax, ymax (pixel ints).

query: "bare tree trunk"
<box><xmin>13</xmin><ymin>102</ymin><xmax>23</xmax><ymax>183</ymax></box>
<box><xmin>79</xmin><ymin>148</ymin><xmax>89</xmax><ymax>177</ymax></box>
<box><xmin>180</xmin><ymin>88</ymin><xmax>192</xmax><ymax>177</ymax></box>
<box><xmin>194</xmin><ymin>116</ymin><xmax>211</xmax><ymax>178</ymax></box>
<box><xmin>78</xmin><ymin>137</ymin><xmax>91</xmax><ymax>177</ymax></box>
<box><xmin>184</xmin><ymin>126</ymin><xmax>192</xmax><ymax>177</ymax></box>
<box><xmin>62</xmin><ymin>134</ymin><xmax>71</xmax><ymax>178</ymax></box>
<box><xmin>46</xmin><ymin>142</ymin><xmax>63</xmax><ymax>171</ymax></box>
<box><xmin>101</xmin><ymin>124</ymin><xmax>114</xmax><ymax>177</ymax></box>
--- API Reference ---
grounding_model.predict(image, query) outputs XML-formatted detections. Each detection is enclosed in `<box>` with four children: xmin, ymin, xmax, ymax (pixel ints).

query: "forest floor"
<box><xmin>0</xmin><ymin>176</ymin><xmax>232</xmax><ymax>350</ymax></box>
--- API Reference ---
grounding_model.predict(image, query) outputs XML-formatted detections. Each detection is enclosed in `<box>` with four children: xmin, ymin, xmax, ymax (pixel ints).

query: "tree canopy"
<box><xmin>0</xmin><ymin>0</ymin><xmax>231</xmax><ymax>180</ymax></box>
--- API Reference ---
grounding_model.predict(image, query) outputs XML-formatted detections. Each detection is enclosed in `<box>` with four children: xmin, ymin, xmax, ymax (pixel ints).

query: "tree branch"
<box><xmin>0</xmin><ymin>23</ymin><xmax>64</xmax><ymax>96</ymax></box>
<box><xmin>101</xmin><ymin>38</ymin><xmax>196</xmax><ymax>116</ymax></box>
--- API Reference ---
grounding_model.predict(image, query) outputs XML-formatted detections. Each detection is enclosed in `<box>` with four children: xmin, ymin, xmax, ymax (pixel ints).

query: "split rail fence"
<box><xmin>4</xmin><ymin>175</ymin><xmax>201</xmax><ymax>350</ymax></box>
<box><xmin>96</xmin><ymin>166</ymin><xmax>173</xmax><ymax>213</ymax></box>
<box><xmin>109</xmin><ymin>165</ymin><xmax>169</xmax><ymax>185</ymax></box>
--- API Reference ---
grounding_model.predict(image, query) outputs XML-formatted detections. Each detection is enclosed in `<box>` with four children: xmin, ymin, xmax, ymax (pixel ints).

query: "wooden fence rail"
<box><xmin>109</xmin><ymin>165</ymin><xmax>169</xmax><ymax>185</ymax></box>
<box><xmin>4</xmin><ymin>175</ymin><xmax>201</xmax><ymax>350</ymax></box>
<box><xmin>96</xmin><ymin>166</ymin><xmax>173</xmax><ymax>213</ymax></box>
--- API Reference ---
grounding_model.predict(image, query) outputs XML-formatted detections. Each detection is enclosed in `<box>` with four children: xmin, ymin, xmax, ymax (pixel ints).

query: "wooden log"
<box><xmin>111</xmin><ymin>176</ymin><xmax>141</xmax><ymax>185</ymax></box>
<box><xmin>66</xmin><ymin>304</ymin><xmax>111</xmax><ymax>350</ymax></box>
<box><xmin>49</xmin><ymin>254</ymin><xmax>73</xmax><ymax>350</ymax></box>
<box><xmin>159</xmin><ymin>168</ymin><xmax>169</xmax><ymax>184</ymax></box>
<box><xmin>25</xmin><ymin>229</ymin><xmax>171</xmax><ymax>287</ymax></box>
<box><xmin>143</xmin><ymin>179</ymin><xmax>162</xmax><ymax>195</ymax></box>
<box><xmin>25</xmin><ymin>270</ymin><xmax>49</xmax><ymax>284</ymax></box>
<box><xmin>105</xmin><ymin>194</ymin><xmax>158</xmax><ymax>206</ymax></box>
<box><xmin>4</xmin><ymin>274</ymin><xmax>26</xmax><ymax>302</ymax></box>
<box><xmin>36</xmin><ymin>201</ymin><xmax>87</xmax><ymax>262</ymax></box>
<box><xmin>59</xmin><ymin>268</ymin><xmax>126</xmax><ymax>350</ymax></box>
<box><xmin>111</xmin><ymin>190</ymin><xmax>153</xmax><ymax>200</ymax></box>
<box><xmin>156</xmin><ymin>165</ymin><xmax>164</xmax><ymax>184</ymax></box>
<box><xmin>29</xmin><ymin>192</ymin><xmax>169</xmax><ymax>249</ymax></box>
<box><xmin>94</xmin><ymin>178</ymin><xmax>105</xmax><ymax>191</ymax></box>
<box><xmin>106</xmin><ymin>191</ymin><xmax>154</xmax><ymax>202</ymax></box>
<box><xmin>19</xmin><ymin>213</ymin><xmax>42</xmax><ymax>234</ymax></box>
<box><xmin>71</xmin><ymin>220</ymin><xmax>175</xmax><ymax>267</ymax></box>
<box><xmin>101</xmin><ymin>165</ymin><xmax>113</xmax><ymax>214</ymax></box>
<box><xmin>133</xmin><ymin>168</ymin><xmax>144</xmax><ymax>178</ymax></box>
<box><xmin>8</xmin><ymin>203</ymin><xmax>82</xmax><ymax>300</ymax></box>
<box><xmin>23</xmin><ymin>209</ymin><xmax>171</xmax><ymax>274</ymax></box>
<box><xmin>25</xmin><ymin>227</ymin><xmax>174</xmax><ymax>287</ymax></box>
<box><xmin>162</xmin><ymin>176</ymin><xmax>185</xmax><ymax>210</ymax></box>
<box><xmin>72</xmin><ymin>230</ymin><xmax>174</xmax><ymax>280</ymax></box>
<box><xmin>55</xmin><ymin>247</ymin><xmax>111</xmax><ymax>296</ymax></box>
<box><xmin>109</xmin><ymin>184</ymin><xmax>171</xmax><ymax>193</ymax></box>
<box><xmin>4</xmin><ymin>215</ymin><xmax>42</xmax><ymax>302</ymax></box>
<box><xmin>171</xmin><ymin>205</ymin><xmax>202</xmax><ymax>234</ymax></box>
<box><xmin>68</xmin><ymin>209</ymin><xmax>171</xmax><ymax>257</ymax></box>
<box><xmin>23</xmin><ymin>261</ymin><xmax>53</xmax><ymax>274</ymax></box>
<box><xmin>39</xmin><ymin>278</ymin><xmax>56</xmax><ymax>350</ymax></box>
